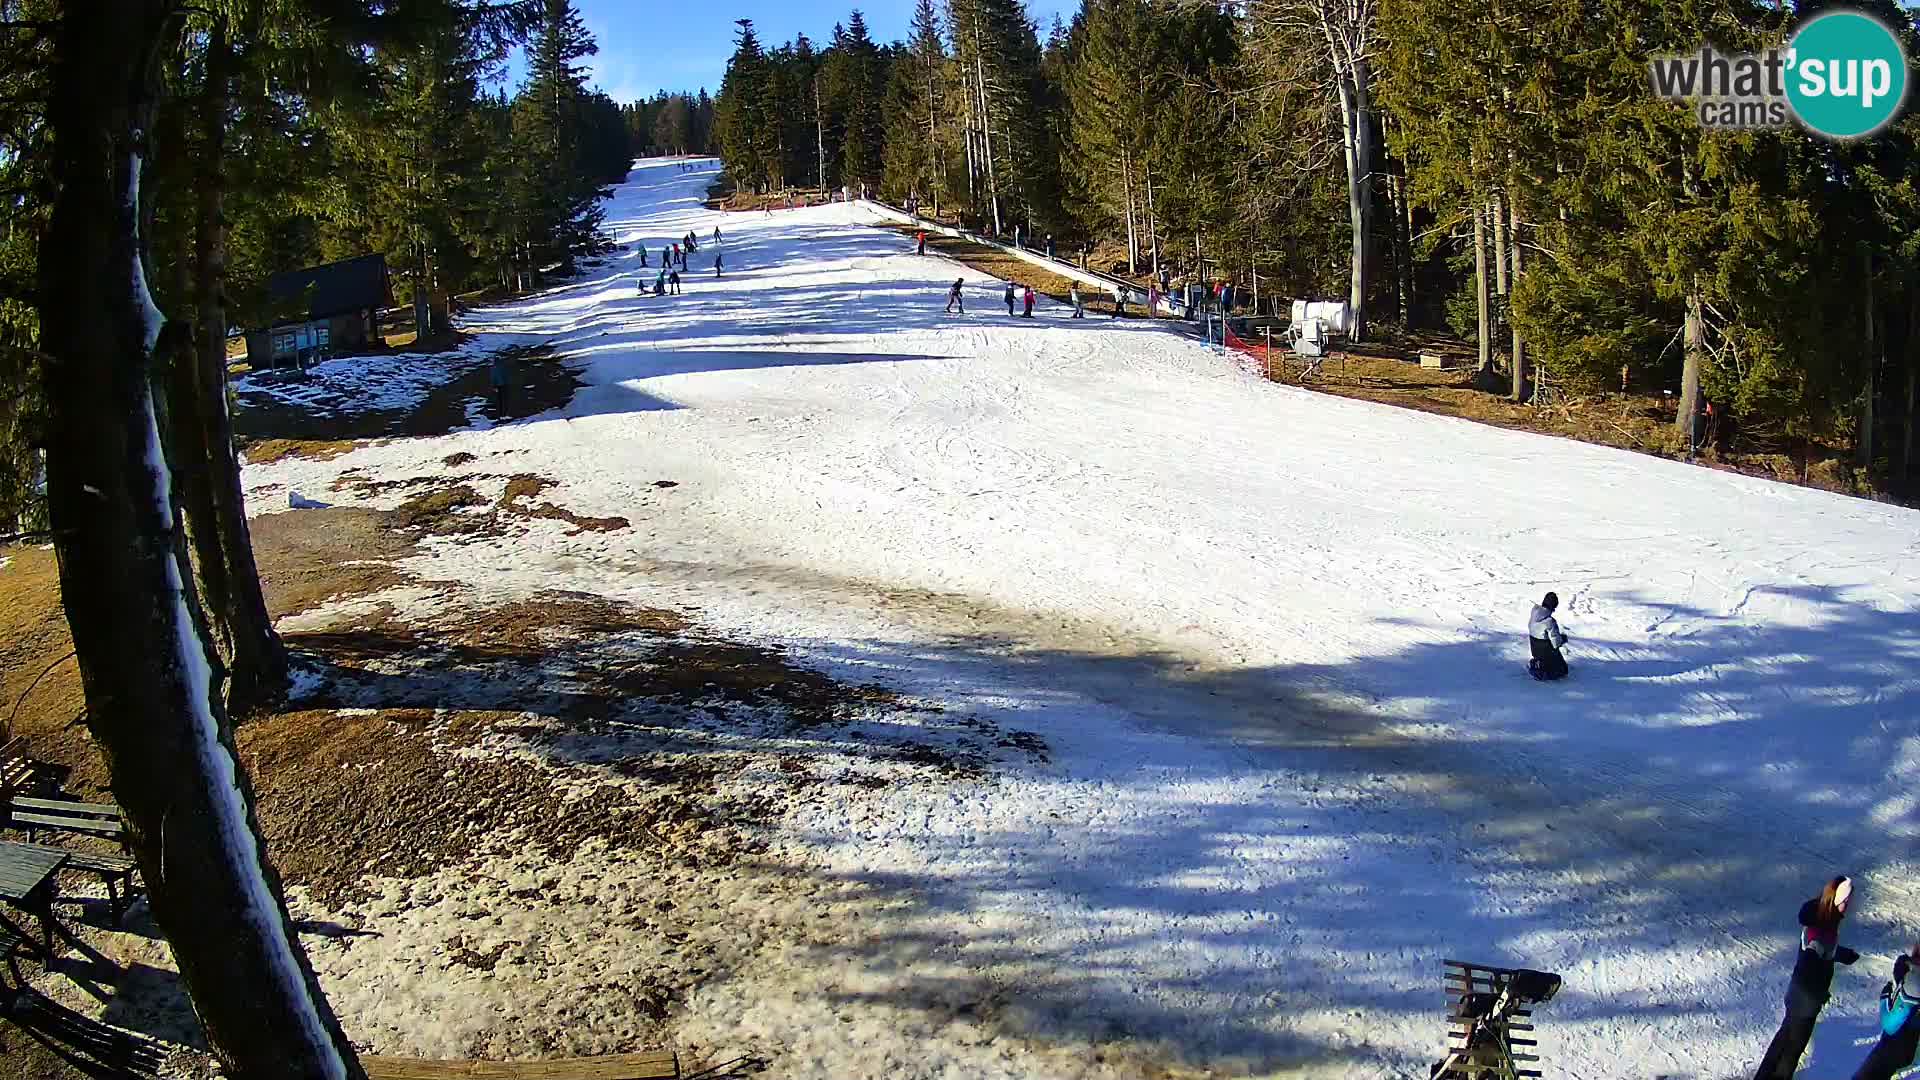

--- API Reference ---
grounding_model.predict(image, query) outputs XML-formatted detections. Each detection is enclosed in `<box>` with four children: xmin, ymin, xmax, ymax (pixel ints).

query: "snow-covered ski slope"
<box><xmin>253</xmin><ymin>159</ymin><xmax>1920</xmax><ymax>1078</ymax></box>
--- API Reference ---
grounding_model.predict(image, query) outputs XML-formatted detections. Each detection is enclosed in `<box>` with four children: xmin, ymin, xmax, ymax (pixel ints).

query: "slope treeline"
<box><xmin>717</xmin><ymin>0</ymin><xmax>1920</xmax><ymax>489</ymax></box>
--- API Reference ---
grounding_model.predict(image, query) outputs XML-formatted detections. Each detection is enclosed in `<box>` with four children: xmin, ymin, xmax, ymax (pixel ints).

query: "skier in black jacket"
<box><xmin>1756</xmin><ymin>876</ymin><xmax>1860</xmax><ymax>1079</ymax></box>
<box><xmin>1853</xmin><ymin>946</ymin><xmax>1920</xmax><ymax>1080</ymax></box>
<box><xmin>1527</xmin><ymin>592</ymin><xmax>1570</xmax><ymax>681</ymax></box>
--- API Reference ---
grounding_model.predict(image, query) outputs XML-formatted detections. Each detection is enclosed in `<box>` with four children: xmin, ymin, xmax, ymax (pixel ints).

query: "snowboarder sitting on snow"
<box><xmin>1852</xmin><ymin>944</ymin><xmax>1920</xmax><ymax>1080</ymax></box>
<box><xmin>1527</xmin><ymin>592</ymin><xmax>1570</xmax><ymax>681</ymax></box>
<box><xmin>946</xmin><ymin>278</ymin><xmax>965</xmax><ymax>314</ymax></box>
<box><xmin>1004</xmin><ymin>282</ymin><xmax>1017</xmax><ymax>315</ymax></box>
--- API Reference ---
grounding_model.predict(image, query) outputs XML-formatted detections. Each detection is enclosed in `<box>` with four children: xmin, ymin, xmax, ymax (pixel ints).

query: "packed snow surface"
<box><xmin>247</xmin><ymin>159</ymin><xmax>1920</xmax><ymax>1078</ymax></box>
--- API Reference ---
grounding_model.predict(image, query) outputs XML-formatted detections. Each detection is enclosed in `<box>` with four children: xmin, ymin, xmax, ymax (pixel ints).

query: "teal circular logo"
<box><xmin>1787</xmin><ymin>11</ymin><xmax>1908</xmax><ymax>139</ymax></box>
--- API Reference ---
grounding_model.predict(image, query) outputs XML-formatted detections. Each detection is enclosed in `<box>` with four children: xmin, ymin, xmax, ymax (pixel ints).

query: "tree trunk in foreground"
<box><xmin>38</xmin><ymin>5</ymin><xmax>360</xmax><ymax>1077</ymax></box>
<box><xmin>191</xmin><ymin>13</ymin><xmax>285</xmax><ymax>713</ymax></box>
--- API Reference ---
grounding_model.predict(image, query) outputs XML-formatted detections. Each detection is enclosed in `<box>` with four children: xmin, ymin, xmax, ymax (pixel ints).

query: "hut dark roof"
<box><xmin>267</xmin><ymin>254</ymin><xmax>390</xmax><ymax>321</ymax></box>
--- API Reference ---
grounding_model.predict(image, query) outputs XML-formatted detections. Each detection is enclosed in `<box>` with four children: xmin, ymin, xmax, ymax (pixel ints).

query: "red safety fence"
<box><xmin>1221</xmin><ymin>319</ymin><xmax>1278</xmax><ymax>381</ymax></box>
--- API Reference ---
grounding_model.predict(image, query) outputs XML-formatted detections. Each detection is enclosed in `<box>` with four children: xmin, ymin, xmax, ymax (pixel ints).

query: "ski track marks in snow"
<box><xmin>240</xmin><ymin>158</ymin><xmax>1920</xmax><ymax>1079</ymax></box>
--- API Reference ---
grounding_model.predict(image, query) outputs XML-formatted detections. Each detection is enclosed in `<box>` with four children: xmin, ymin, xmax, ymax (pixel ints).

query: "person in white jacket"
<box><xmin>1528</xmin><ymin>592</ymin><xmax>1569</xmax><ymax>680</ymax></box>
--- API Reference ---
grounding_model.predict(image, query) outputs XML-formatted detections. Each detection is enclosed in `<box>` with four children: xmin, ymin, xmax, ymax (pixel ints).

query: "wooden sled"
<box><xmin>1431</xmin><ymin>959</ymin><xmax>1562</xmax><ymax>1080</ymax></box>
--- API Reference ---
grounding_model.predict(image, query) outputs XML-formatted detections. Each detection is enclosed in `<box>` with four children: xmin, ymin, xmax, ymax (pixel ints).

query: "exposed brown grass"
<box><xmin>242</xmin><ymin>437</ymin><xmax>364</xmax><ymax>465</ymax></box>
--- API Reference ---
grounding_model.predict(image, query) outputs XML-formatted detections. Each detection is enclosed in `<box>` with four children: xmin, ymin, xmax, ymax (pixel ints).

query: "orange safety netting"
<box><xmin>1219</xmin><ymin>319</ymin><xmax>1276</xmax><ymax>380</ymax></box>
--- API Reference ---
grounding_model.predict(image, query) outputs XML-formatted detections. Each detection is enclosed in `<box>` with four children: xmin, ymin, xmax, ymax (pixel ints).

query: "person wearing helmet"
<box><xmin>1527</xmin><ymin>592</ymin><xmax>1570</xmax><ymax>681</ymax></box>
<box><xmin>1853</xmin><ymin>945</ymin><xmax>1920</xmax><ymax>1080</ymax></box>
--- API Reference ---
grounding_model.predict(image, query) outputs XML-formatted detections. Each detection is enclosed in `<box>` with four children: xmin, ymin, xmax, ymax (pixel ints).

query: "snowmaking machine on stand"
<box><xmin>1430</xmin><ymin>959</ymin><xmax>1563</xmax><ymax>1080</ymax></box>
<box><xmin>1287</xmin><ymin>299</ymin><xmax>1351</xmax><ymax>378</ymax></box>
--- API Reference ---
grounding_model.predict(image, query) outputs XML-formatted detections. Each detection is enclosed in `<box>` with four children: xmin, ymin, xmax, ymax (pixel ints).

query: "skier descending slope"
<box><xmin>1755</xmin><ymin>876</ymin><xmax>1860</xmax><ymax>1079</ymax></box>
<box><xmin>945</xmin><ymin>278</ymin><xmax>965</xmax><ymax>314</ymax></box>
<box><xmin>1527</xmin><ymin>592</ymin><xmax>1570</xmax><ymax>680</ymax></box>
<box><xmin>1852</xmin><ymin>946</ymin><xmax>1920</xmax><ymax>1080</ymax></box>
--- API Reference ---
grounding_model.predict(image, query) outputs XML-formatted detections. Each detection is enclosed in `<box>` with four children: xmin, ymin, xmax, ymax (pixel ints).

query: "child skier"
<box><xmin>946</xmin><ymin>278</ymin><xmax>965</xmax><ymax>314</ymax></box>
<box><xmin>1526</xmin><ymin>592</ymin><xmax>1570</xmax><ymax>681</ymax></box>
<box><xmin>1022</xmin><ymin>285</ymin><xmax>1036</xmax><ymax>318</ymax></box>
<box><xmin>1070</xmin><ymin>283</ymin><xmax>1084</xmax><ymax>318</ymax></box>
<box><xmin>1852</xmin><ymin>946</ymin><xmax>1920</xmax><ymax>1080</ymax></box>
<box><xmin>1004</xmin><ymin>282</ymin><xmax>1017</xmax><ymax>315</ymax></box>
<box><xmin>1756</xmin><ymin>876</ymin><xmax>1860</xmax><ymax>1080</ymax></box>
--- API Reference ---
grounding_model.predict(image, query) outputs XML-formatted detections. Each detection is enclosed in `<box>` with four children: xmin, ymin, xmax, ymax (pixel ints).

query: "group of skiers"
<box><xmin>937</xmin><ymin>277</ymin><xmax>1139</xmax><ymax>321</ymax></box>
<box><xmin>639</xmin><ymin>227</ymin><xmax>727</xmax><ymax>294</ymax></box>
<box><xmin>1752</xmin><ymin>876</ymin><xmax>1920</xmax><ymax>1079</ymax></box>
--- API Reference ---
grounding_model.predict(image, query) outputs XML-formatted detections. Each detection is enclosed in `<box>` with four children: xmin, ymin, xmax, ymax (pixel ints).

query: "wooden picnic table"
<box><xmin>0</xmin><ymin>840</ymin><xmax>65</xmax><ymax>952</ymax></box>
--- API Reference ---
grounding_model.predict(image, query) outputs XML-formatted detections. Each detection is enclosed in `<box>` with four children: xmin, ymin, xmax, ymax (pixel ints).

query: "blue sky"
<box><xmin>508</xmin><ymin>1</ymin><xmax>1081</xmax><ymax>104</ymax></box>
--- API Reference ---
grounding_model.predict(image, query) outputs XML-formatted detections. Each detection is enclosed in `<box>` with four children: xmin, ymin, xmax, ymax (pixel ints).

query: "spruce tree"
<box><xmin>516</xmin><ymin>0</ymin><xmax>604</xmax><ymax>269</ymax></box>
<box><xmin>717</xmin><ymin>19</ymin><xmax>778</xmax><ymax>192</ymax></box>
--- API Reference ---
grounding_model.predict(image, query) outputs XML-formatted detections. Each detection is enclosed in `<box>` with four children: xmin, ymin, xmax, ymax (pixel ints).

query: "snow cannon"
<box><xmin>1287</xmin><ymin>299</ymin><xmax>1351</xmax><ymax>358</ymax></box>
<box><xmin>1431</xmin><ymin>959</ymin><xmax>1563</xmax><ymax>1079</ymax></box>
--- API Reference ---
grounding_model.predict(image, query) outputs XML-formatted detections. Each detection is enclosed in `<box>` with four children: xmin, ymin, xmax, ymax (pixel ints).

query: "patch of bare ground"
<box><xmin>249</xmin><ymin>507</ymin><xmax>423</xmax><ymax>621</ymax></box>
<box><xmin>242</xmin><ymin>437</ymin><xmax>363</xmax><ymax>465</ymax></box>
<box><xmin>498</xmin><ymin>474</ymin><xmax>631</xmax><ymax>535</ymax></box>
<box><xmin>237</xmin><ymin>703</ymin><xmax>750</xmax><ymax>908</ymax></box>
<box><xmin>327</xmin><ymin>471</ymin><xmax>634</xmax><ymax>539</ymax></box>
<box><xmin>2</xmin><ymin>496</ymin><xmax>1051</xmax><ymax>1074</ymax></box>
<box><xmin>1251</xmin><ymin>340</ymin><xmax>1888</xmax><ymax>499</ymax></box>
<box><xmin>389</xmin><ymin>484</ymin><xmax>491</xmax><ymax>532</ymax></box>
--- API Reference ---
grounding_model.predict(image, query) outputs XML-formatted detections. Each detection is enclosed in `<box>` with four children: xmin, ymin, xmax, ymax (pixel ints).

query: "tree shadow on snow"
<box><xmin>607</xmin><ymin>573</ymin><xmax>1920</xmax><ymax>1078</ymax></box>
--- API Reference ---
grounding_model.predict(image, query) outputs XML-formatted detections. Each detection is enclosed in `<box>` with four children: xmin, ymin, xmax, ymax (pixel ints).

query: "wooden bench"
<box><xmin>0</xmin><ymin>923</ymin><xmax>20</xmax><ymax>986</ymax></box>
<box><xmin>8</xmin><ymin>841</ymin><xmax>138</xmax><ymax>925</ymax></box>
<box><xmin>0</xmin><ymin>739</ymin><xmax>63</xmax><ymax>800</ymax></box>
<box><xmin>359</xmin><ymin>1051</ymin><xmax>680</xmax><ymax>1079</ymax></box>
<box><xmin>5</xmin><ymin>797</ymin><xmax>126</xmax><ymax>850</ymax></box>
